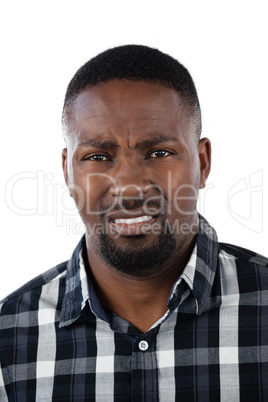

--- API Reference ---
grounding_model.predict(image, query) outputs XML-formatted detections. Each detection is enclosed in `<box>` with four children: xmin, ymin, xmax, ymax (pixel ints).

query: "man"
<box><xmin>1</xmin><ymin>45</ymin><xmax>267</xmax><ymax>401</ymax></box>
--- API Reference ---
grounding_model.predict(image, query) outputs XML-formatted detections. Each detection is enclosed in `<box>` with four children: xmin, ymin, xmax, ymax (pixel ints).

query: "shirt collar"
<box><xmin>59</xmin><ymin>237</ymin><xmax>90</xmax><ymax>327</ymax></box>
<box><xmin>59</xmin><ymin>214</ymin><xmax>219</xmax><ymax>327</ymax></box>
<box><xmin>168</xmin><ymin>214</ymin><xmax>219</xmax><ymax>314</ymax></box>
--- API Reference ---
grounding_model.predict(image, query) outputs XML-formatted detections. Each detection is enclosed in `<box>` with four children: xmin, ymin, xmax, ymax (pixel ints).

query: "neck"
<box><xmin>85</xmin><ymin>234</ymin><xmax>196</xmax><ymax>333</ymax></box>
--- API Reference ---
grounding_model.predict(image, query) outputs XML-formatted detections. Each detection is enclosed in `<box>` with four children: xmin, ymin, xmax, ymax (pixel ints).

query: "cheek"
<box><xmin>166</xmin><ymin>168</ymin><xmax>200</xmax><ymax>217</ymax></box>
<box><xmin>71</xmin><ymin>172</ymin><xmax>115</xmax><ymax>218</ymax></box>
<box><xmin>172</xmin><ymin>185</ymin><xmax>199</xmax><ymax>216</ymax></box>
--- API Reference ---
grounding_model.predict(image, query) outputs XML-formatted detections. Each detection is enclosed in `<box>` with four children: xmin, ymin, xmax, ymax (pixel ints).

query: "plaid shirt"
<box><xmin>1</xmin><ymin>215</ymin><xmax>268</xmax><ymax>401</ymax></box>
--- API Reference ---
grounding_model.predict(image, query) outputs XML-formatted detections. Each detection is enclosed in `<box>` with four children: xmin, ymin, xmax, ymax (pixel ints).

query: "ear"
<box><xmin>198</xmin><ymin>138</ymin><xmax>211</xmax><ymax>189</ymax></box>
<box><xmin>62</xmin><ymin>148</ymin><xmax>72</xmax><ymax>196</ymax></box>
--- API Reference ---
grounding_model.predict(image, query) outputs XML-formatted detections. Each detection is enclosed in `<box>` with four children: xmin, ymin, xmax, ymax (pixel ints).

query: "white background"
<box><xmin>1</xmin><ymin>0</ymin><xmax>267</xmax><ymax>299</ymax></box>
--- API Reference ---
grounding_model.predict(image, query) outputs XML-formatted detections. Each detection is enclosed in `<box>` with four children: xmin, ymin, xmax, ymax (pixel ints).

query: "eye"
<box><xmin>148</xmin><ymin>150</ymin><xmax>172</xmax><ymax>158</ymax></box>
<box><xmin>84</xmin><ymin>154</ymin><xmax>110</xmax><ymax>161</ymax></box>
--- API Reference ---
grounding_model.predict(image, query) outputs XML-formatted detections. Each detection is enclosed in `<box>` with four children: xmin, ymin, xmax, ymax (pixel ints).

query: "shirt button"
<box><xmin>138</xmin><ymin>340</ymin><xmax>149</xmax><ymax>351</ymax></box>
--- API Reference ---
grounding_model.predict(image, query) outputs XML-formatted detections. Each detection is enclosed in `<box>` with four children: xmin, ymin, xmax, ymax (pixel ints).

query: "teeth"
<box><xmin>114</xmin><ymin>215</ymin><xmax>153</xmax><ymax>224</ymax></box>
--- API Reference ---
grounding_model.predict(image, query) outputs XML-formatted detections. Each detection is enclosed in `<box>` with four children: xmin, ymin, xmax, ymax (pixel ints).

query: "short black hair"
<box><xmin>62</xmin><ymin>45</ymin><xmax>201</xmax><ymax>139</ymax></box>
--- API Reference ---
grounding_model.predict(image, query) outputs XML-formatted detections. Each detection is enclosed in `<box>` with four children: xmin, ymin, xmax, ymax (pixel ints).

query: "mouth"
<box><xmin>111</xmin><ymin>215</ymin><xmax>154</xmax><ymax>224</ymax></box>
<box><xmin>105</xmin><ymin>208</ymin><xmax>160</xmax><ymax>237</ymax></box>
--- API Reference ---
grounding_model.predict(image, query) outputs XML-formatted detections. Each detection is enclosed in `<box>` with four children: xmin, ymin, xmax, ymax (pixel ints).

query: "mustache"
<box><xmin>99</xmin><ymin>198</ymin><xmax>165</xmax><ymax>214</ymax></box>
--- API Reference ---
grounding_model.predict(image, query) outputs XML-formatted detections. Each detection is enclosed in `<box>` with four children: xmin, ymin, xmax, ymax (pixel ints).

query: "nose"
<box><xmin>109</xmin><ymin>157</ymin><xmax>151</xmax><ymax>199</ymax></box>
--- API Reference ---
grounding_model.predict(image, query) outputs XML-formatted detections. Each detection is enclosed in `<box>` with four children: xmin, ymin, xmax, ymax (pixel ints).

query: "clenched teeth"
<box><xmin>114</xmin><ymin>215</ymin><xmax>154</xmax><ymax>224</ymax></box>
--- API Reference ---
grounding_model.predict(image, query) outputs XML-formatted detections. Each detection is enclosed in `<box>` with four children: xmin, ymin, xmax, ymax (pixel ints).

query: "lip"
<box><xmin>108</xmin><ymin>216</ymin><xmax>159</xmax><ymax>237</ymax></box>
<box><xmin>105</xmin><ymin>208</ymin><xmax>160</xmax><ymax>237</ymax></box>
<box><xmin>105</xmin><ymin>207</ymin><xmax>159</xmax><ymax>223</ymax></box>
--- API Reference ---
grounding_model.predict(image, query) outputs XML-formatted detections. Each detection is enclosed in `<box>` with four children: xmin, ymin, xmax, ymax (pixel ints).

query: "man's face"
<box><xmin>62</xmin><ymin>80</ymin><xmax>210</xmax><ymax>277</ymax></box>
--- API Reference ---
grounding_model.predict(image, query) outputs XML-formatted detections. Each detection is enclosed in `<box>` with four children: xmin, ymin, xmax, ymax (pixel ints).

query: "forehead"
<box><xmin>74</xmin><ymin>80</ymin><xmax>186</xmax><ymax>117</ymax></box>
<box><xmin>66</xmin><ymin>80</ymin><xmax>194</xmax><ymax>144</ymax></box>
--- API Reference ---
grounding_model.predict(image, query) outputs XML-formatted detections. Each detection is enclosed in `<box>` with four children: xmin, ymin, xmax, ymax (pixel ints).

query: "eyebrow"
<box><xmin>77</xmin><ymin>139</ymin><xmax>119</xmax><ymax>149</ymax></box>
<box><xmin>77</xmin><ymin>135</ymin><xmax>179</xmax><ymax>150</ymax></box>
<box><xmin>135</xmin><ymin>136</ymin><xmax>178</xmax><ymax>149</ymax></box>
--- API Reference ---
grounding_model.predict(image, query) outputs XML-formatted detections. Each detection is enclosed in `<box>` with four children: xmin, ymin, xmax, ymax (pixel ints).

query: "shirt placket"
<box><xmin>131</xmin><ymin>332</ymin><xmax>158</xmax><ymax>402</ymax></box>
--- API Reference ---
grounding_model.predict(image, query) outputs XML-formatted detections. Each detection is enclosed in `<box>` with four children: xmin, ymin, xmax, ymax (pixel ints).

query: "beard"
<box><xmin>97</xmin><ymin>215</ymin><xmax>177</xmax><ymax>277</ymax></box>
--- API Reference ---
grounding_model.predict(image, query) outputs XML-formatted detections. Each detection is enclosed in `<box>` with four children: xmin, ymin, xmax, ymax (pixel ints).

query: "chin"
<box><xmin>97</xmin><ymin>229</ymin><xmax>177</xmax><ymax>277</ymax></box>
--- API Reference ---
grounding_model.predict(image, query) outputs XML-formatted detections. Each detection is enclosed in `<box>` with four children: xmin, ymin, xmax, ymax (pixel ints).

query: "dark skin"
<box><xmin>62</xmin><ymin>80</ymin><xmax>211</xmax><ymax>333</ymax></box>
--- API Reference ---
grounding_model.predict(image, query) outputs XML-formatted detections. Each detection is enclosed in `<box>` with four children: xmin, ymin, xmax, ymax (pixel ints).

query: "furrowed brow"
<box><xmin>134</xmin><ymin>136</ymin><xmax>179</xmax><ymax>149</ymax></box>
<box><xmin>77</xmin><ymin>139</ymin><xmax>119</xmax><ymax>149</ymax></box>
<box><xmin>77</xmin><ymin>135</ymin><xmax>178</xmax><ymax>150</ymax></box>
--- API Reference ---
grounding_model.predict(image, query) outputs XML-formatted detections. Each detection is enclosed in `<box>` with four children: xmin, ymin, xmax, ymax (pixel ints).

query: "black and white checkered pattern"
<box><xmin>1</xmin><ymin>215</ymin><xmax>268</xmax><ymax>401</ymax></box>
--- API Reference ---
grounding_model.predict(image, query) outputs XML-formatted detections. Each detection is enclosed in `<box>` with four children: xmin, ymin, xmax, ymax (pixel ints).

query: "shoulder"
<box><xmin>0</xmin><ymin>260</ymin><xmax>68</xmax><ymax>315</ymax></box>
<box><xmin>219</xmin><ymin>242</ymin><xmax>268</xmax><ymax>268</ymax></box>
<box><xmin>217</xmin><ymin>243</ymin><xmax>268</xmax><ymax>293</ymax></box>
